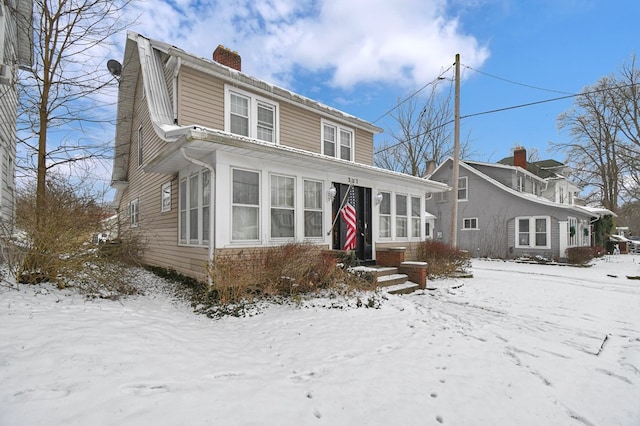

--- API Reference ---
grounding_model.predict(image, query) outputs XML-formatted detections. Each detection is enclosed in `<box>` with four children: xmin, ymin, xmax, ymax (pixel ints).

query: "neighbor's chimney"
<box><xmin>213</xmin><ymin>45</ymin><xmax>241</xmax><ymax>71</ymax></box>
<box><xmin>514</xmin><ymin>146</ymin><xmax>527</xmax><ymax>170</ymax></box>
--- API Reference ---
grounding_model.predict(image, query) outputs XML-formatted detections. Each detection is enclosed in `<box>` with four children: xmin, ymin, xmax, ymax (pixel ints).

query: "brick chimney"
<box><xmin>514</xmin><ymin>147</ymin><xmax>527</xmax><ymax>170</ymax></box>
<box><xmin>213</xmin><ymin>45</ymin><xmax>241</xmax><ymax>71</ymax></box>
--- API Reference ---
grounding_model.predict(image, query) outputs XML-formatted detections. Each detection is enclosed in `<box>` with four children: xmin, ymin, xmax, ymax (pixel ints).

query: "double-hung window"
<box><xmin>322</xmin><ymin>121</ymin><xmax>354</xmax><ymax>161</ymax></box>
<box><xmin>516</xmin><ymin>216</ymin><xmax>550</xmax><ymax>249</ymax></box>
<box><xmin>379</xmin><ymin>192</ymin><xmax>391</xmax><ymax>238</ymax></box>
<box><xmin>161</xmin><ymin>182</ymin><xmax>171</xmax><ymax>212</ymax></box>
<box><xmin>411</xmin><ymin>196</ymin><xmax>421</xmax><ymax>237</ymax></box>
<box><xmin>232</xmin><ymin>168</ymin><xmax>260</xmax><ymax>241</ymax></box>
<box><xmin>137</xmin><ymin>126</ymin><xmax>143</xmax><ymax>167</ymax></box>
<box><xmin>437</xmin><ymin>180</ymin><xmax>448</xmax><ymax>202</ymax></box>
<box><xmin>225</xmin><ymin>86</ymin><xmax>278</xmax><ymax>143</ymax></box>
<box><xmin>129</xmin><ymin>198</ymin><xmax>139</xmax><ymax>227</ymax></box>
<box><xmin>179</xmin><ymin>170</ymin><xmax>211</xmax><ymax>245</ymax></box>
<box><xmin>270</xmin><ymin>174</ymin><xmax>294</xmax><ymax>238</ymax></box>
<box><xmin>396</xmin><ymin>194</ymin><xmax>408</xmax><ymax>238</ymax></box>
<box><xmin>458</xmin><ymin>176</ymin><xmax>468</xmax><ymax>201</ymax></box>
<box><xmin>304</xmin><ymin>180</ymin><xmax>323</xmax><ymax>238</ymax></box>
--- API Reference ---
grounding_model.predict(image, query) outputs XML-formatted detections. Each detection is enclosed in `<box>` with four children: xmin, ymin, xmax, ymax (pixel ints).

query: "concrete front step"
<box><xmin>384</xmin><ymin>282</ymin><xmax>420</xmax><ymax>295</ymax></box>
<box><xmin>376</xmin><ymin>273</ymin><xmax>410</xmax><ymax>287</ymax></box>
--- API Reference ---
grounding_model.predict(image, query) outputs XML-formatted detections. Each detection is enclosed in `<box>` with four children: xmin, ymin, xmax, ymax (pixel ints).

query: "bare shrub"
<box><xmin>416</xmin><ymin>240</ymin><xmax>471</xmax><ymax>278</ymax></box>
<box><xmin>565</xmin><ymin>246</ymin><xmax>595</xmax><ymax>265</ymax></box>
<box><xmin>208</xmin><ymin>243</ymin><xmax>374</xmax><ymax>305</ymax></box>
<box><xmin>6</xmin><ymin>175</ymin><xmax>144</xmax><ymax>296</ymax></box>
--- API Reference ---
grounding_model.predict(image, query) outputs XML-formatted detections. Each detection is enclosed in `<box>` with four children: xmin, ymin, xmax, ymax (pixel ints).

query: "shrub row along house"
<box><xmin>426</xmin><ymin>147</ymin><xmax>615</xmax><ymax>261</ymax></box>
<box><xmin>111</xmin><ymin>32</ymin><xmax>448</xmax><ymax>280</ymax></box>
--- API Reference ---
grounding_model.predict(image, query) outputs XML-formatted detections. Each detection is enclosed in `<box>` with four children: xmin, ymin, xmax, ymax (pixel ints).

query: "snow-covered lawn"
<box><xmin>1</xmin><ymin>256</ymin><xmax>640</xmax><ymax>426</ymax></box>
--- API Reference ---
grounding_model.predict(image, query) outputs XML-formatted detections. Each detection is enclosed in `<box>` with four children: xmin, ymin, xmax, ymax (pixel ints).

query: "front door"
<box><xmin>331</xmin><ymin>183</ymin><xmax>372</xmax><ymax>261</ymax></box>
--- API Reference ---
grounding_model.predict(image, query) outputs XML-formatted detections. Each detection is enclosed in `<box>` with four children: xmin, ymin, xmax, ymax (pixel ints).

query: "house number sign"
<box><xmin>347</xmin><ymin>177</ymin><xmax>359</xmax><ymax>184</ymax></box>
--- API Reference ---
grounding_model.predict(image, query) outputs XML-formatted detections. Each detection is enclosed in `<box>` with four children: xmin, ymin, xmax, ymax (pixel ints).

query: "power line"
<box><xmin>462</xmin><ymin>65</ymin><xmax>573</xmax><ymax>95</ymax></box>
<box><xmin>374</xmin><ymin>81</ymin><xmax>640</xmax><ymax>156</ymax></box>
<box><xmin>371</xmin><ymin>64</ymin><xmax>454</xmax><ymax>124</ymax></box>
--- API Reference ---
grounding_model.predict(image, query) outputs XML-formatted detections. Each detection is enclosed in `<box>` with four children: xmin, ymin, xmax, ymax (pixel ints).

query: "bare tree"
<box><xmin>374</xmin><ymin>84</ymin><xmax>473</xmax><ymax>177</ymax></box>
<box><xmin>552</xmin><ymin>77</ymin><xmax>624</xmax><ymax>210</ymax></box>
<box><xmin>17</xmin><ymin>0</ymin><xmax>134</xmax><ymax>221</ymax></box>
<box><xmin>610</xmin><ymin>55</ymin><xmax>640</xmax><ymax>202</ymax></box>
<box><xmin>15</xmin><ymin>0</ymin><xmax>134</xmax><ymax>279</ymax></box>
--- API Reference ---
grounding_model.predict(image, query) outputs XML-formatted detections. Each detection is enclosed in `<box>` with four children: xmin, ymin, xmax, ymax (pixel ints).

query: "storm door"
<box><xmin>331</xmin><ymin>183</ymin><xmax>372</xmax><ymax>261</ymax></box>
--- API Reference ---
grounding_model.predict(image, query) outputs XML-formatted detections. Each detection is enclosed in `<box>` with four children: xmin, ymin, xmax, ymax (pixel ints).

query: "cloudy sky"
<box><xmin>96</xmin><ymin>0</ymin><xmax>640</xmax><ymax>191</ymax></box>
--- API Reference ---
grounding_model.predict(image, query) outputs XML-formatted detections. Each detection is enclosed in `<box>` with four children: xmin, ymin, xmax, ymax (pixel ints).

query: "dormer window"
<box><xmin>322</xmin><ymin>120</ymin><xmax>353</xmax><ymax>161</ymax></box>
<box><xmin>225</xmin><ymin>86</ymin><xmax>278</xmax><ymax>144</ymax></box>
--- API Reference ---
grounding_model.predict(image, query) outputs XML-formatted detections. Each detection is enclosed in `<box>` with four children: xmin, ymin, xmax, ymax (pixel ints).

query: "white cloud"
<box><xmin>119</xmin><ymin>0</ymin><xmax>490</xmax><ymax>89</ymax></box>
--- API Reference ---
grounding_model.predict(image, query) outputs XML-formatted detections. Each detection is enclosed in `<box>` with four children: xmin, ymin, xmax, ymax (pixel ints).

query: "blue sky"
<box><xmin>112</xmin><ymin>0</ymin><xmax>640</xmax><ymax>166</ymax></box>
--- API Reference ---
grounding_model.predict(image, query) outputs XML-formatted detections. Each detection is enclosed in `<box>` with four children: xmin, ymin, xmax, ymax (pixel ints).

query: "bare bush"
<box><xmin>416</xmin><ymin>240</ymin><xmax>471</xmax><ymax>278</ymax></box>
<box><xmin>208</xmin><ymin>243</ymin><xmax>375</xmax><ymax>305</ymax></box>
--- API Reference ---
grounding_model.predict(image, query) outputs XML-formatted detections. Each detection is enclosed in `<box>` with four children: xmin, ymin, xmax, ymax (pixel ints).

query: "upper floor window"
<box><xmin>457</xmin><ymin>176</ymin><xmax>468</xmax><ymax>201</ymax></box>
<box><xmin>437</xmin><ymin>180</ymin><xmax>448</xmax><ymax>202</ymax></box>
<box><xmin>225</xmin><ymin>86</ymin><xmax>278</xmax><ymax>143</ymax></box>
<box><xmin>322</xmin><ymin>121</ymin><xmax>353</xmax><ymax>161</ymax></box>
<box><xmin>137</xmin><ymin>126</ymin><xmax>143</xmax><ymax>167</ymax></box>
<box><xmin>517</xmin><ymin>175</ymin><xmax>524</xmax><ymax>192</ymax></box>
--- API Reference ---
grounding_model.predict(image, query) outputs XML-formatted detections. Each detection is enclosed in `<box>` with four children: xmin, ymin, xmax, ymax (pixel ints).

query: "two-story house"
<box><xmin>0</xmin><ymin>0</ymin><xmax>32</xmax><ymax>230</ymax></box>
<box><xmin>426</xmin><ymin>147</ymin><xmax>613</xmax><ymax>260</ymax></box>
<box><xmin>111</xmin><ymin>32</ymin><xmax>448</xmax><ymax>280</ymax></box>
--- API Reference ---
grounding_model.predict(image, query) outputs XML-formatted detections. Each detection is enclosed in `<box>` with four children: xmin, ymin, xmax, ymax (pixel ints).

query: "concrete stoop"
<box><xmin>350</xmin><ymin>265</ymin><xmax>419</xmax><ymax>295</ymax></box>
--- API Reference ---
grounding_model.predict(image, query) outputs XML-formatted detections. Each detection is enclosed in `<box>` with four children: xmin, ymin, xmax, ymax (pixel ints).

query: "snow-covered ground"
<box><xmin>1</xmin><ymin>256</ymin><xmax>640</xmax><ymax>426</ymax></box>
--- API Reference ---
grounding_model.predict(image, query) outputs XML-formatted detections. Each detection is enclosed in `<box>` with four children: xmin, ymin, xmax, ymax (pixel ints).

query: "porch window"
<box><xmin>379</xmin><ymin>191</ymin><xmax>391</xmax><ymax>238</ymax></box>
<box><xmin>202</xmin><ymin>171</ymin><xmax>210</xmax><ymax>242</ymax></box>
<box><xmin>396</xmin><ymin>194</ymin><xmax>407</xmax><ymax>238</ymax></box>
<box><xmin>270</xmin><ymin>174</ymin><xmax>295</xmax><ymax>238</ymax></box>
<box><xmin>232</xmin><ymin>169</ymin><xmax>260</xmax><ymax>241</ymax></box>
<box><xmin>411</xmin><ymin>196</ymin><xmax>421</xmax><ymax>237</ymax></box>
<box><xmin>225</xmin><ymin>86</ymin><xmax>278</xmax><ymax>143</ymax></box>
<box><xmin>458</xmin><ymin>176</ymin><xmax>468</xmax><ymax>201</ymax></box>
<box><xmin>129</xmin><ymin>198</ymin><xmax>139</xmax><ymax>227</ymax></box>
<box><xmin>304</xmin><ymin>180</ymin><xmax>323</xmax><ymax>238</ymax></box>
<box><xmin>516</xmin><ymin>216</ymin><xmax>550</xmax><ymax>249</ymax></box>
<box><xmin>179</xmin><ymin>169</ymin><xmax>212</xmax><ymax>245</ymax></box>
<box><xmin>322</xmin><ymin>121</ymin><xmax>353</xmax><ymax>161</ymax></box>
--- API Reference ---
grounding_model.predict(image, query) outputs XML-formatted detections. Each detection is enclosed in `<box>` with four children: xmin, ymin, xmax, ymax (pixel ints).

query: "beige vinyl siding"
<box><xmin>354</xmin><ymin>129</ymin><xmax>373</xmax><ymax>165</ymax></box>
<box><xmin>279</xmin><ymin>101</ymin><xmax>320</xmax><ymax>152</ymax></box>
<box><xmin>178</xmin><ymin>67</ymin><xmax>224</xmax><ymax>130</ymax></box>
<box><xmin>118</xmin><ymin>70</ymin><xmax>209</xmax><ymax>280</ymax></box>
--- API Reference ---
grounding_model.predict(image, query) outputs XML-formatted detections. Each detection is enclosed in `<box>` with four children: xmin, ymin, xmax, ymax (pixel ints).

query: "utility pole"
<box><xmin>449</xmin><ymin>53</ymin><xmax>460</xmax><ymax>248</ymax></box>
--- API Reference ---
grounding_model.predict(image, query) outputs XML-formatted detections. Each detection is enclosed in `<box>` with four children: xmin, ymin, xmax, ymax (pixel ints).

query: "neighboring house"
<box><xmin>111</xmin><ymin>32</ymin><xmax>448</xmax><ymax>280</ymax></box>
<box><xmin>0</xmin><ymin>0</ymin><xmax>33</xmax><ymax>231</ymax></box>
<box><xmin>426</xmin><ymin>147</ymin><xmax>613</xmax><ymax>260</ymax></box>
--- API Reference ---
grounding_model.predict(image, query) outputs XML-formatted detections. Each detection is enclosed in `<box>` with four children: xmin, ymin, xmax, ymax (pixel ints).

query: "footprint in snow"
<box><xmin>13</xmin><ymin>388</ymin><xmax>70</xmax><ymax>401</ymax></box>
<box><xmin>376</xmin><ymin>344</ymin><xmax>399</xmax><ymax>354</ymax></box>
<box><xmin>120</xmin><ymin>383</ymin><xmax>170</xmax><ymax>396</ymax></box>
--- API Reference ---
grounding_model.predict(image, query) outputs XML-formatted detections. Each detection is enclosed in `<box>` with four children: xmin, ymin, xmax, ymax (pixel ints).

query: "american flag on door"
<box><xmin>341</xmin><ymin>186</ymin><xmax>357</xmax><ymax>251</ymax></box>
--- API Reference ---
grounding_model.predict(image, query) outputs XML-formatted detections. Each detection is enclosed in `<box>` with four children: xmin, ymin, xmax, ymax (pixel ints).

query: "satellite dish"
<box><xmin>107</xmin><ymin>59</ymin><xmax>122</xmax><ymax>78</ymax></box>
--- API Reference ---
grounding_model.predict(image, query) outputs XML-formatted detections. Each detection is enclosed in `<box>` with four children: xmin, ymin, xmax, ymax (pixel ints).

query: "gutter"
<box><xmin>180</xmin><ymin>147</ymin><xmax>216</xmax><ymax>288</ymax></box>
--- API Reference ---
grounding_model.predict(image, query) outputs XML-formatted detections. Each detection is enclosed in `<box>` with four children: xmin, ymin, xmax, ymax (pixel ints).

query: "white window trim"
<box><xmin>137</xmin><ymin>126</ymin><xmax>143</xmax><ymax>168</ymax></box>
<box><xmin>129</xmin><ymin>198</ymin><xmax>139</xmax><ymax>227</ymax></box>
<box><xmin>303</xmin><ymin>178</ymin><xmax>324</xmax><ymax>240</ymax></box>
<box><xmin>178</xmin><ymin>169</ymin><xmax>210</xmax><ymax>246</ymax></box>
<box><xmin>231</xmin><ymin>167</ymin><xmax>261</xmax><ymax>243</ymax></box>
<box><xmin>395</xmin><ymin>193</ymin><xmax>408</xmax><ymax>239</ymax></box>
<box><xmin>462</xmin><ymin>217</ymin><xmax>479</xmax><ymax>230</ymax></box>
<box><xmin>378</xmin><ymin>191</ymin><xmax>392</xmax><ymax>239</ymax></box>
<box><xmin>161</xmin><ymin>181</ymin><xmax>171</xmax><ymax>212</ymax></box>
<box><xmin>224</xmin><ymin>85</ymin><xmax>279</xmax><ymax>144</ymax></box>
<box><xmin>321</xmin><ymin>119</ymin><xmax>354</xmax><ymax>161</ymax></box>
<box><xmin>269</xmin><ymin>173</ymin><xmax>296</xmax><ymax>241</ymax></box>
<box><xmin>457</xmin><ymin>176</ymin><xmax>468</xmax><ymax>201</ymax></box>
<box><xmin>515</xmin><ymin>216</ymin><xmax>551</xmax><ymax>249</ymax></box>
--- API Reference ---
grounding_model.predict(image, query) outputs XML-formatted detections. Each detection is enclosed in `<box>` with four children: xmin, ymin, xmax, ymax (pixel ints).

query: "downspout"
<box><xmin>172</xmin><ymin>57</ymin><xmax>181</xmax><ymax>124</ymax></box>
<box><xmin>180</xmin><ymin>147</ymin><xmax>215</xmax><ymax>288</ymax></box>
